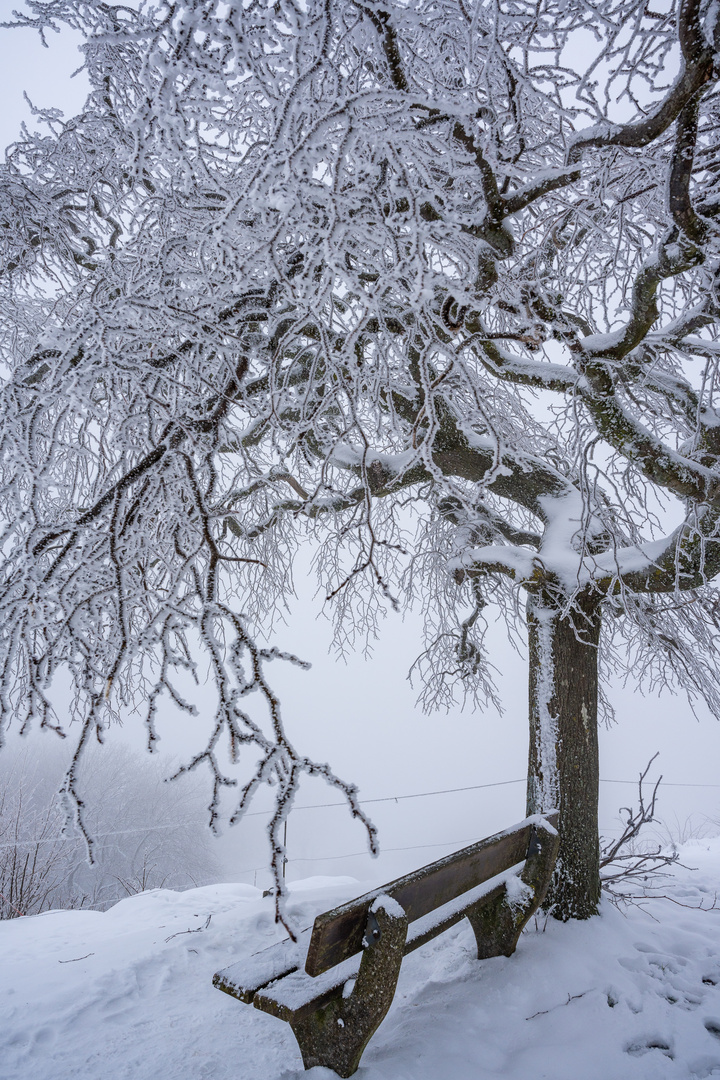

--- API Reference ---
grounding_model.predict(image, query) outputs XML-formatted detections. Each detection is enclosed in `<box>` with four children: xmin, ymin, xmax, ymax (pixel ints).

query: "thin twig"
<box><xmin>164</xmin><ymin>914</ymin><xmax>211</xmax><ymax>942</ymax></box>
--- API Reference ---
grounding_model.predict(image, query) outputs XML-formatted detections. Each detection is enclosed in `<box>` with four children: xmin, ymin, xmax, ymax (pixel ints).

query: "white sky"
<box><xmin>2</xmin><ymin>11</ymin><xmax>720</xmax><ymax>893</ymax></box>
<box><xmin>0</xmin><ymin>18</ymin><xmax>89</xmax><ymax>153</ymax></box>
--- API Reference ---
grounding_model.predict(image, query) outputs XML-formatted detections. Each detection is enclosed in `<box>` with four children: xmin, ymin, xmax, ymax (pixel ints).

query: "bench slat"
<box><xmin>214</xmin><ymin>926</ymin><xmax>312</xmax><ymax>1003</ymax></box>
<box><xmin>304</xmin><ymin>816</ymin><xmax>544</xmax><ymax>976</ymax></box>
<box><xmin>254</xmin><ymin>950</ymin><xmax>362</xmax><ymax>1022</ymax></box>
<box><xmin>403</xmin><ymin>860</ymin><xmax>526</xmax><ymax>956</ymax></box>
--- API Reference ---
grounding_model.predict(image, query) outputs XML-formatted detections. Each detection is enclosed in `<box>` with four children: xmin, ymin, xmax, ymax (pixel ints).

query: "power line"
<box><xmin>235</xmin><ymin>821</ymin><xmax>663</xmax><ymax>877</ymax></box>
<box><xmin>284</xmin><ymin>834</ymin><xmax>487</xmax><ymax>864</ymax></box>
<box><xmin>243</xmin><ymin>774</ymin><xmax>720</xmax><ymax>820</ymax></box>
<box><xmin>0</xmin><ymin>820</ymin><xmax>199</xmax><ymax>851</ymax></box>
<box><xmin>3</xmin><ymin>774</ymin><xmax>719</xmax><ymax>852</ymax></box>
<box><xmin>243</xmin><ymin>777</ymin><xmax>526</xmax><ymax>817</ymax></box>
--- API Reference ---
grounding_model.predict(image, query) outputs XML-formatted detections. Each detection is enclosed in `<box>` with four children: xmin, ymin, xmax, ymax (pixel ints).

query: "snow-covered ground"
<box><xmin>3</xmin><ymin>842</ymin><xmax>720</xmax><ymax>1080</ymax></box>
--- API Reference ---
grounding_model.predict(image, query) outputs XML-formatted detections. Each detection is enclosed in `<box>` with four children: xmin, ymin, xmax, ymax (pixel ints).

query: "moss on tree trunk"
<box><xmin>525</xmin><ymin>588</ymin><xmax>601</xmax><ymax>921</ymax></box>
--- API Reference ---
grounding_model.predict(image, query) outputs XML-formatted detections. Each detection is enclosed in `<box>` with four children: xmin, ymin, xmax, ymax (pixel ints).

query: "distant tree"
<box><xmin>0</xmin><ymin>743</ymin><xmax>218</xmax><ymax>918</ymax></box>
<box><xmin>1</xmin><ymin>0</ymin><xmax>719</xmax><ymax>922</ymax></box>
<box><xmin>0</xmin><ymin>749</ymin><xmax>70</xmax><ymax>918</ymax></box>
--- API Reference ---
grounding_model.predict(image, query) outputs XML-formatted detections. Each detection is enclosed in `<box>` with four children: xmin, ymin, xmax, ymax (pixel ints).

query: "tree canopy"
<box><xmin>1</xmin><ymin>0</ymin><xmax>720</xmax><ymax>920</ymax></box>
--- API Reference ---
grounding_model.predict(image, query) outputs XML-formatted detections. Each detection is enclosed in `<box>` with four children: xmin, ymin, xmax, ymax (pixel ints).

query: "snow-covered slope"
<box><xmin>3</xmin><ymin>849</ymin><xmax>720</xmax><ymax>1080</ymax></box>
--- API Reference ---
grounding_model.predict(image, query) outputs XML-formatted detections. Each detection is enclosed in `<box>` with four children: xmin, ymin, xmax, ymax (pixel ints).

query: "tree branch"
<box><xmin>567</xmin><ymin>0</ymin><xmax>715</xmax><ymax>164</ymax></box>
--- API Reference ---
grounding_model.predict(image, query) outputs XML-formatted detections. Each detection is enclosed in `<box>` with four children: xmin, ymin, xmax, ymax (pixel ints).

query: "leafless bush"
<box><xmin>0</xmin><ymin>764</ymin><xmax>70</xmax><ymax>918</ymax></box>
<box><xmin>600</xmin><ymin>754</ymin><xmax>681</xmax><ymax>899</ymax></box>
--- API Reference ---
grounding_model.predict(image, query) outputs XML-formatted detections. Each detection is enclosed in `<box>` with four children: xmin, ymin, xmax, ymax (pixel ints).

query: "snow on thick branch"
<box><xmin>2</xmin><ymin>0</ymin><xmax>720</xmax><ymax>909</ymax></box>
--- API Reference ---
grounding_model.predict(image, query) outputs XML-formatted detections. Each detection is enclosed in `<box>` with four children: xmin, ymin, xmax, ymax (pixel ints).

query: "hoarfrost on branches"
<box><xmin>1</xmin><ymin>0</ymin><xmax>720</xmax><ymax>917</ymax></box>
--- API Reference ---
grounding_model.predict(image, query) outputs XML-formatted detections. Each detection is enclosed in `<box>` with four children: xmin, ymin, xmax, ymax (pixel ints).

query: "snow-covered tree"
<box><xmin>1</xmin><ymin>0</ymin><xmax>719</xmax><ymax>921</ymax></box>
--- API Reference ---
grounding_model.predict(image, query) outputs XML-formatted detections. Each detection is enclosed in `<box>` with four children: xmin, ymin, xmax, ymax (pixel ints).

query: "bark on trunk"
<box><xmin>525</xmin><ymin>588</ymin><xmax>601</xmax><ymax>921</ymax></box>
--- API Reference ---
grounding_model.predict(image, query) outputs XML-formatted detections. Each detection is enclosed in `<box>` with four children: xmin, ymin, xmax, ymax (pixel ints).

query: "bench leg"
<box><xmin>466</xmin><ymin>821</ymin><xmax>560</xmax><ymax>960</ymax></box>
<box><xmin>289</xmin><ymin>899</ymin><xmax>408</xmax><ymax>1078</ymax></box>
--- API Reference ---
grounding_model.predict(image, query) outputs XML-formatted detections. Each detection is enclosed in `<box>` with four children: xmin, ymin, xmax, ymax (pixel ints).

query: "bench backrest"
<box><xmin>304</xmin><ymin>812</ymin><xmax>558</xmax><ymax>976</ymax></box>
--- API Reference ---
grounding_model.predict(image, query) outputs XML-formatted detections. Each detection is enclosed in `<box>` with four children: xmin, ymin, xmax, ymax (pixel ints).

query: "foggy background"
<box><xmin>2</xmin><ymin>15</ymin><xmax>719</xmax><ymax>903</ymax></box>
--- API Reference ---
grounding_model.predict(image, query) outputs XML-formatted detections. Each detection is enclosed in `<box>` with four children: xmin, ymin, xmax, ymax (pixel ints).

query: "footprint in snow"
<box><xmin>625</xmin><ymin>1036</ymin><xmax>674</xmax><ymax>1059</ymax></box>
<box><xmin>617</xmin><ymin>941</ymin><xmax>720</xmax><ymax>1012</ymax></box>
<box><xmin>705</xmin><ymin>1018</ymin><xmax>720</xmax><ymax>1040</ymax></box>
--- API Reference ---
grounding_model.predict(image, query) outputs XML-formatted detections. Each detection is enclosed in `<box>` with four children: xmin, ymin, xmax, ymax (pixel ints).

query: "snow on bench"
<box><xmin>213</xmin><ymin>812</ymin><xmax>559</xmax><ymax>1078</ymax></box>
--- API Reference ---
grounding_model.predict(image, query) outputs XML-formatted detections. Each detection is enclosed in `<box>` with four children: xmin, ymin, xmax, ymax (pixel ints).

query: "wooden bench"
<box><xmin>213</xmin><ymin>811</ymin><xmax>559</xmax><ymax>1077</ymax></box>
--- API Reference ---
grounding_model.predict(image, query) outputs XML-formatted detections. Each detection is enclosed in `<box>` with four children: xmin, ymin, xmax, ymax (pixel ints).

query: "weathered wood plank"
<box><xmin>304</xmin><ymin>813</ymin><xmax>556</xmax><ymax>977</ymax></box>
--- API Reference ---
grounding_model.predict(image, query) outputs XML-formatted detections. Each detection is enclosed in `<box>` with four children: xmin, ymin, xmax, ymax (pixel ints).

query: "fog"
<box><xmin>206</xmin><ymin>583</ymin><xmax>720</xmax><ymax>890</ymax></box>
<box><xmin>45</xmin><ymin>564</ymin><xmax>718</xmax><ymax>894</ymax></box>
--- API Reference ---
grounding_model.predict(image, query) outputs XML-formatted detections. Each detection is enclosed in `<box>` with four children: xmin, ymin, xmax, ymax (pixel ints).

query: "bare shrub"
<box><xmin>600</xmin><ymin>754</ymin><xmax>681</xmax><ymax>900</ymax></box>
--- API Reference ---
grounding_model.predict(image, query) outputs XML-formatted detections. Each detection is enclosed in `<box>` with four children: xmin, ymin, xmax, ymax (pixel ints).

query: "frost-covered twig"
<box><xmin>2</xmin><ymin>0</ymin><xmax>720</xmax><ymax>924</ymax></box>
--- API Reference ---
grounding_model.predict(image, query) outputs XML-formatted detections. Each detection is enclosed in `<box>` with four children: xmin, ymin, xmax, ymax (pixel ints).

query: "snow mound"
<box><xmin>3</xmin><ymin>845</ymin><xmax>720</xmax><ymax>1080</ymax></box>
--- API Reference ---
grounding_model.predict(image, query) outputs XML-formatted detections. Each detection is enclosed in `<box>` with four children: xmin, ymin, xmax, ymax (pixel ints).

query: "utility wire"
<box><xmin>283</xmin><ymin>834</ymin><xmax>488</xmax><ymax>864</ymax></box>
<box><xmin>0</xmin><ymin>820</ymin><xmax>199</xmax><ymax>851</ymax></box>
<box><xmin>3</xmin><ymin>774</ymin><xmax>719</xmax><ymax>851</ymax></box>
<box><xmin>231</xmin><ymin>821</ymin><xmax>669</xmax><ymax>878</ymax></box>
<box><xmin>243</xmin><ymin>775</ymin><xmax>720</xmax><ymax>819</ymax></box>
<box><xmin>243</xmin><ymin>777</ymin><xmax>526</xmax><ymax>818</ymax></box>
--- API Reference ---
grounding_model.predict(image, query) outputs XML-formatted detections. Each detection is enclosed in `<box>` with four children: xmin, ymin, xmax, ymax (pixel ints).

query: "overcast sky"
<box><xmin>2</xmin><ymin>11</ymin><xmax>720</xmax><ymax>891</ymax></box>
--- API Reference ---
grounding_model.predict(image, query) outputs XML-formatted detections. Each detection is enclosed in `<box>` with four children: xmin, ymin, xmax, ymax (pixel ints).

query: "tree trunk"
<box><xmin>525</xmin><ymin>588</ymin><xmax>601</xmax><ymax>920</ymax></box>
